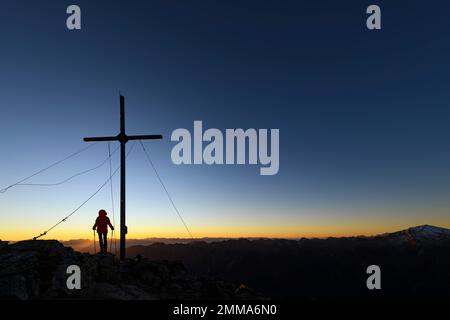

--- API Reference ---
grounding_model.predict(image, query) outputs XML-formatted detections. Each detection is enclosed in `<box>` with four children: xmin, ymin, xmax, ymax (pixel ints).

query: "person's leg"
<box><xmin>104</xmin><ymin>233</ymin><xmax>108</xmax><ymax>253</ymax></box>
<box><xmin>101</xmin><ymin>233</ymin><xmax>106</xmax><ymax>253</ymax></box>
<box><xmin>97</xmin><ymin>232</ymin><xmax>104</xmax><ymax>252</ymax></box>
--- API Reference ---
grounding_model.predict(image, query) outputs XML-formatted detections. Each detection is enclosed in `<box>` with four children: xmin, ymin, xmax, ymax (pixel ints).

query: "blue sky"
<box><xmin>0</xmin><ymin>0</ymin><xmax>449</xmax><ymax>240</ymax></box>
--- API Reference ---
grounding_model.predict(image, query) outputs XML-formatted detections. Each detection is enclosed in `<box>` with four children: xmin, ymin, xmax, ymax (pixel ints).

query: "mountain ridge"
<box><xmin>123</xmin><ymin>224</ymin><xmax>450</xmax><ymax>298</ymax></box>
<box><xmin>53</xmin><ymin>224</ymin><xmax>450</xmax><ymax>253</ymax></box>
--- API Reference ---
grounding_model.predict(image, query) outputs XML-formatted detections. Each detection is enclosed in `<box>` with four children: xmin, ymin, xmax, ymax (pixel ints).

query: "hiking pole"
<box><xmin>113</xmin><ymin>229</ymin><xmax>118</xmax><ymax>256</ymax></box>
<box><xmin>93</xmin><ymin>230</ymin><xmax>96</xmax><ymax>254</ymax></box>
<box><xmin>109</xmin><ymin>230</ymin><xmax>113</xmax><ymax>254</ymax></box>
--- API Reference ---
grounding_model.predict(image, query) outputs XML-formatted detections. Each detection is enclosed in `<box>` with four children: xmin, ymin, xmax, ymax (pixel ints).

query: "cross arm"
<box><xmin>83</xmin><ymin>136</ymin><xmax>119</xmax><ymax>142</ymax></box>
<box><xmin>127</xmin><ymin>134</ymin><xmax>163</xmax><ymax>141</ymax></box>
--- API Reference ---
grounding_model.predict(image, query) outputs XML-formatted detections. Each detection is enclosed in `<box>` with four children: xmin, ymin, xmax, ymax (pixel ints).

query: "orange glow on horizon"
<box><xmin>3</xmin><ymin>220</ymin><xmax>450</xmax><ymax>242</ymax></box>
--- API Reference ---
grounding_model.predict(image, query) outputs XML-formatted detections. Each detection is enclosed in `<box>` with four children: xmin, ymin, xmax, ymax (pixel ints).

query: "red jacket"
<box><xmin>93</xmin><ymin>211</ymin><xmax>114</xmax><ymax>234</ymax></box>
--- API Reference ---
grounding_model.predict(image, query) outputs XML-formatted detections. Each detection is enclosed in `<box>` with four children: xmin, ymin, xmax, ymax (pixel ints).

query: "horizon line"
<box><xmin>3</xmin><ymin>223</ymin><xmax>449</xmax><ymax>243</ymax></box>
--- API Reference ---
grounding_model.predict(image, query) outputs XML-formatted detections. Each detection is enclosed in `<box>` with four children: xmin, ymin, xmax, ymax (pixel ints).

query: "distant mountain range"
<box><xmin>62</xmin><ymin>237</ymin><xmax>248</xmax><ymax>253</ymax></box>
<box><xmin>121</xmin><ymin>225</ymin><xmax>450</xmax><ymax>299</ymax></box>
<box><xmin>62</xmin><ymin>225</ymin><xmax>450</xmax><ymax>253</ymax></box>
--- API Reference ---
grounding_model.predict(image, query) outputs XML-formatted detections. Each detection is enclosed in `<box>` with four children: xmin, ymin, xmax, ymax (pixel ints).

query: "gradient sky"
<box><xmin>1</xmin><ymin>0</ymin><xmax>450</xmax><ymax>241</ymax></box>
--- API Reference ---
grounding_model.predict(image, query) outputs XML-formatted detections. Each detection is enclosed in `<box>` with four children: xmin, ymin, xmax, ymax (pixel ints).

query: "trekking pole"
<box><xmin>93</xmin><ymin>230</ymin><xmax>96</xmax><ymax>254</ymax></box>
<box><xmin>113</xmin><ymin>229</ymin><xmax>117</xmax><ymax>256</ymax></box>
<box><xmin>109</xmin><ymin>230</ymin><xmax>113</xmax><ymax>254</ymax></box>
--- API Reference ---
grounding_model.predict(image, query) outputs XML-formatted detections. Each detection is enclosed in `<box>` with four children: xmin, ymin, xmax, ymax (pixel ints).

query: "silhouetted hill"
<box><xmin>126</xmin><ymin>225</ymin><xmax>450</xmax><ymax>299</ymax></box>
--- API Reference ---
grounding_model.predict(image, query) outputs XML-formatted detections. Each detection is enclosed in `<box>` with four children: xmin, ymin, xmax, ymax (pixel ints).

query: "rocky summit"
<box><xmin>0</xmin><ymin>240</ymin><xmax>264</xmax><ymax>300</ymax></box>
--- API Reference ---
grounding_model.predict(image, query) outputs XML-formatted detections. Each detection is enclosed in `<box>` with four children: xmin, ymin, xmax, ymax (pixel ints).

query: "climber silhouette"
<box><xmin>92</xmin><ymin>209</ymin><xmax>114</xmax><ymax>253</ymax></box>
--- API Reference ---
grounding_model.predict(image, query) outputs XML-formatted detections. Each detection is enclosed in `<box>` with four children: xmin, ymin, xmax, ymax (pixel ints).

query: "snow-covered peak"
<box><xmin>407</xmin><ymin>225</ymin><xmax>450</xmax><ymax>240</ymax></box>
<box><xmin>375</xmin><ymin>225</ymin><xmax>450</xmax><ymax>244</ymax></box>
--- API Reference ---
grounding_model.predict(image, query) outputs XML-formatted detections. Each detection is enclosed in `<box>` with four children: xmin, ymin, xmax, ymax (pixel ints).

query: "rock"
<box><xmin>0</xmin><ymin>240</ymin><xmax>8</xmax><ymax>249</ymax></box>
<box><xmin>0</xmin><ymin>251</ymin><xmax>39</xmax><ymax>277</ymax></box>
<box><xmin>235</xmin><ymin>284</ymin><xmax>267</xmax><ymax>300</ymax></box>
<box><xmin>0</xmin><ymin>240</ymin><xmax>265</xmax><ymax>300</ymax></box>
<box><xmin>93</xmin><ymin>283</ymin><xmax>154</xmax><ymax>300</ymax></box>
<box><xmin>0</xmin><ymin>275</ymin><xmax>29</xmax><ymax>300</ymax></box>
